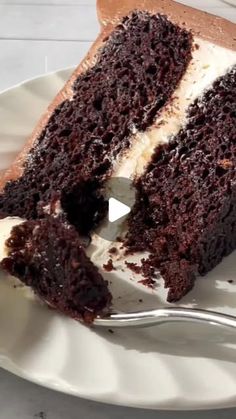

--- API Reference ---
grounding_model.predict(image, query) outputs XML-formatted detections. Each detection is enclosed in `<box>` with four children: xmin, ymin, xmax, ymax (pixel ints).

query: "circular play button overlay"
<box><xmin>96</xmin><ymin>177</ymin><xmax>135</xmax><ymax>242</ymax></box>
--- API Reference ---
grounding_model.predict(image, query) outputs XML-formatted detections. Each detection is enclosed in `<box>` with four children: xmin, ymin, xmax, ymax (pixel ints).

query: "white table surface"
<box><xmin>0</xmin><ymin>0</ymin><xmax>236</xmax><ymax>417</ymax></box>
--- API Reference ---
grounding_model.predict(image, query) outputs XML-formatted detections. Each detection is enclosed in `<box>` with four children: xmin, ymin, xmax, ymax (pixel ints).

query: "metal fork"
<box><xmin>94</xmin><ymin>307</ymin><xmax>236</xmax><ymax>329</ymax></box>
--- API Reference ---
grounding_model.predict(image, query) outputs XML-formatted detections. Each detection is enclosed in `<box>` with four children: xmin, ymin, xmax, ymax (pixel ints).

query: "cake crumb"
<box><xmin>228</xmin><ymin>279</ymin><xmax>234</xmax><ymax>284</ymax></box>
<box><xmin>125</xmin><ymin>261</ymin><xmax>142</xmax><ymax>274</ymax></box>
<box><xmin>109</xmin><ymin>247</ymin><xmax>118</xmax><ymax>255</ymax></box>
<box><xmin>138</xmin><ymin>278</ymin><xmax>156</xmax><ymax>289</ymax></box>
<box><xmin>108</xmin><ymin>329</ymin><xmax>114</xmax><ymax>334</ymax></box>
<box><xmin>139</xmin><ymin>299</ymin><xmax>143</xmax><ymax>303</ymax></box>
<box><xmin>103</xmin><ymin>259</ymin><xmax>115</xmax><ymax>272</ymax></box>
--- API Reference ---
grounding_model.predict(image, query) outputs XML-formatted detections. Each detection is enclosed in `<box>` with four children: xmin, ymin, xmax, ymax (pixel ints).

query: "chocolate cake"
<box><xmin>0</xmin><ymin>217</ymin><xmax>111</xmax><ymax>321</ymax></box>
<box><xmin>0</xmin><ymin>11</ymin><xmax>192</xmax><ymax>226</ymax></box>
<box><xmin>0</xmin><ymin>0</ymin><xmax>235</xmax><ymax>318</ymax></box>
<box><xmin>126</xmin><ymin>67</ymin><xmax>236</xmax><ymax>301</ymax></box>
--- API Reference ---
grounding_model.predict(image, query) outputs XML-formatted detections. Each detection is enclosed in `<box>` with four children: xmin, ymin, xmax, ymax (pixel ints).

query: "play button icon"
<box><xmin>95</xmin><ymin>177</ymin><xmax>135</xmax><ymax>242</ymax></box>
<box><xmin>108</xmin><ymin>198</ymin><xmax>131</xmax><ymax>223</ymax></box>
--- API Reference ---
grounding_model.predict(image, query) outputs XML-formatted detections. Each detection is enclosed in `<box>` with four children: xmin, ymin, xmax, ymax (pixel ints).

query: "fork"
<box><xmin>94</xmin><ymin>307</ymin><xmax>236</xmax><ymax>329</ymax></box>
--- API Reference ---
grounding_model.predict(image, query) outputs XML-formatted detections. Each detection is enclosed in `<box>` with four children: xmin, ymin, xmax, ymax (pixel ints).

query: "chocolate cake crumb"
<box><xmin>125</xmin><ymin>261</ymin><xmax>142</xmax><ymax>274</ymax></box>
<box><xmin>138</xmin><ymin>278</ymin><xmax>156</xmax><ymax>289</ymax></box>
<box><xmin>1</xmin><ymin>218</ymin><xmax>111</xmax><ymax>322</ymax></box>
<box><xmin>103</xmin><ymin>259</ymin><xmax>115</xmax><ymax>272</ymax></box>
<box><xmin>108</xmin><ymin>329</ymin><xmax>114</xmax><ymax>334</ymax></box>
<box><xmin>109</xmin><ymin>247</ymin><xmax>118</xmax><ymax>255</ymax></box>
<box><xmin>228</xmin><ymin>279</ymin><xmax>234</xmax><ymax>284</ymax></box>
<box><xmin>139</xmin><ymin>299</ymin><xmax>143</xmax><ymax>303</ymax></box>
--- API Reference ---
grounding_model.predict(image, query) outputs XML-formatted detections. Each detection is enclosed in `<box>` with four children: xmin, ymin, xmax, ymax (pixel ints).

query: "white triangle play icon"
<box><xmin>108</xmin><ymin>197</ymin><xmax>131</xmax><ymax>223</ymax></box>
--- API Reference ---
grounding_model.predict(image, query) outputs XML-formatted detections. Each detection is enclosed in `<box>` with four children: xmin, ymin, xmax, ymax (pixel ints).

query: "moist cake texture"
<box><xmin>0</xmin><ymin>0</ymin><xmax>236</xmax><ymax>318</ymax></box>
<box><xmin>1</xmin><ymin>217</ymin><xmax>111</xmax><ymax>321</ymax></box>
<box><xmin>126</xmin><ymin>67</ymin><xmax>236</xmax><ymax>301</ymax></box>
<box><xmin>0</xmin><ymin>11</ymin><xmax>192</xmax><ymax>234</ymax></box>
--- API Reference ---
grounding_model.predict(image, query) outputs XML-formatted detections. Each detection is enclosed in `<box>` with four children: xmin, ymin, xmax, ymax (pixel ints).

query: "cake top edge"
<box><xmin>97</xmin><ymin>0</ymin><xmax>236</xmax><ymax>52</ymax></box>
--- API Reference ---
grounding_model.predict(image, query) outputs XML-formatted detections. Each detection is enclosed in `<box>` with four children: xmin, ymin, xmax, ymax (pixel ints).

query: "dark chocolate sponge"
<box><xmin>0</xmin><ymin>11</ymin><xmax>192</xmax><ymax>234</ymax></box>
<box><xmin>1</xmin><ymin>217</ymin><xmax>111</xmax><ymax>322</ymax></box>
<box><xmin>126</xmin><ymin>66</ymin><xmax>236</xmax><ymax>301</ymax></box>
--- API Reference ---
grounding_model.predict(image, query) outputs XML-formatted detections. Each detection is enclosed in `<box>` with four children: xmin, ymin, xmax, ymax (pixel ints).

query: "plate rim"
<box><xmin>0</xmin><ymin>65</ymin><xmax>76</xmax><ymax>96</ymax></box>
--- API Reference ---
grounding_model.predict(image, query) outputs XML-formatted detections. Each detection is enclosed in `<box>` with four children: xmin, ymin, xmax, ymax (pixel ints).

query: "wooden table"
<box><xmin>0</xmin><ymin>1</ymin><xmax>236</xmax><ymax>418</ymax></box>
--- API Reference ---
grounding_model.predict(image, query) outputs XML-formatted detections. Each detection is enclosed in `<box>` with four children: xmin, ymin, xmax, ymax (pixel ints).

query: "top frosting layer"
<box><xmin>97</xmin><ymin>0</ymin><xmax>236</xmax><ymax>51</ymax></box>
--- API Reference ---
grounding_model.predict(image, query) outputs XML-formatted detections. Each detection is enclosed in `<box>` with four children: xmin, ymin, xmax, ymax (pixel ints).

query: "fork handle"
<box><xmin>94</xmin><ymin>307</ymin><xmax>236</xmax><ymax>329</ymax></box>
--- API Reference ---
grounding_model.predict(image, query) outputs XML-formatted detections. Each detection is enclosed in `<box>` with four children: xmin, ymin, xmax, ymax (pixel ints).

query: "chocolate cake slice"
<box><xmin>0</xmin><ymin>10</ymin><xmax>192</xmax><ymax>228</ymax></box>
<box><xmin>0</xmin><ymin>0</ymin><xmax>235</xmax><ymax>316</ymax></box>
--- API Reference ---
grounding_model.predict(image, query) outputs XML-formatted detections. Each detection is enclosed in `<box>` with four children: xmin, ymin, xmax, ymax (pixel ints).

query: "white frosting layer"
<box><xmin>0</xmin><ymin>217</ymin><xmax>24</xmax><ymax>261</ymax></box>
<box><xmin>114</xmin><ymin>37</ymin><xmax>236</xmax><ymax>179</ymax></box>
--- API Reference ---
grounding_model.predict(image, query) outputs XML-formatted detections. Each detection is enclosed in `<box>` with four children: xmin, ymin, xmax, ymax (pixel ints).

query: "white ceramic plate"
<box><xmin>1</xmin><ymin>69</ymin><xmax>236</xmax><ymax>411</ymax></box>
